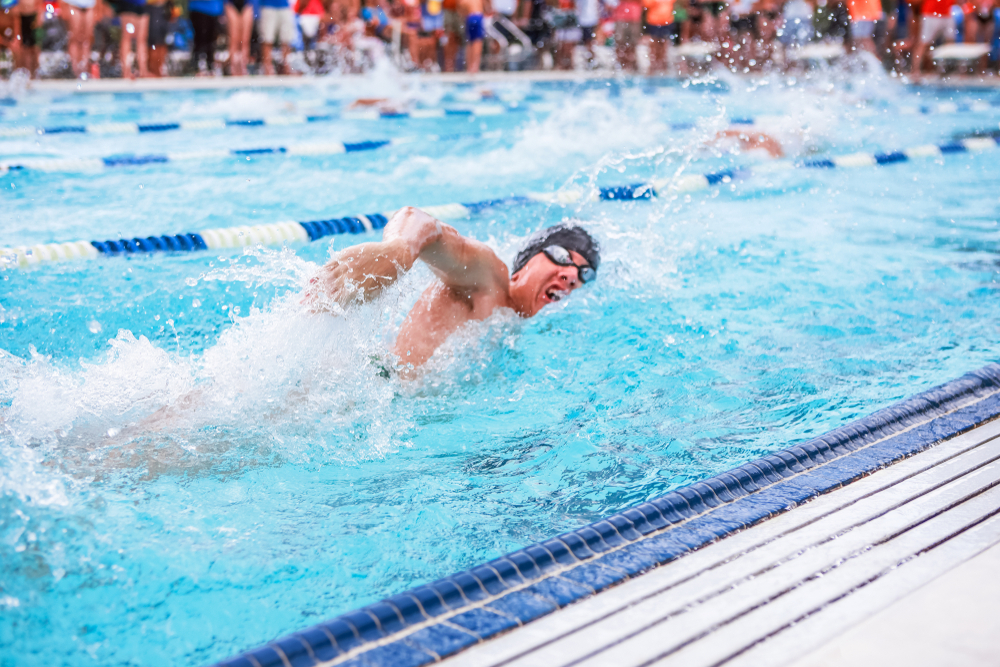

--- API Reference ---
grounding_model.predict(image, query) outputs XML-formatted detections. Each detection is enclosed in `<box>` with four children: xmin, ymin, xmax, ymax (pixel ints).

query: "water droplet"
<box><xmin>87</xmin><ymin>320</ymin><xmax>102</xmax><ymax>334</ymax></box>
<box><xmin>192</xmin><ymin>299</ymin><xmax>202</xmax><ymax>308</ymax></box>
<box><xmin>107</xmin><ymin>428</ymin><xmax>119</xmax><ymax>437</ymax></box>
<box><xmin>185</xmin><ymin>277</ymin><xmax>198</xmax><ymax>287</ymax></box>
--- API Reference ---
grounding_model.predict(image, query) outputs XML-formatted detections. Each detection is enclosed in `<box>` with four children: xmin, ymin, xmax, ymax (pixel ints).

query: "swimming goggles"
<box><xmin>542</xmin><ymin>245</ymin><xmax>596</xmax><ymax>284</ymax></box>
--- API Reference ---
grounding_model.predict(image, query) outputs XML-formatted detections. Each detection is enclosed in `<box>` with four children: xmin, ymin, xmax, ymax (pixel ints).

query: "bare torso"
<box><xmin>392</xmin><ymin>279</ymin><xmax>511</xmax><ymax>367</ymax></box>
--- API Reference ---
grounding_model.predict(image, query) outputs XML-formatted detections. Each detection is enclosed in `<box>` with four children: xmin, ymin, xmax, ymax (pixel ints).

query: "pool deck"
<box><xmin>13</xmin><ymin>71</ymin><xmax>1000</xmax><ymax>94</ymax></box>
<box><xmin>440</xmin><ymin>415</ymin><xmax>1000</xmax><ymax>667</ymax></box>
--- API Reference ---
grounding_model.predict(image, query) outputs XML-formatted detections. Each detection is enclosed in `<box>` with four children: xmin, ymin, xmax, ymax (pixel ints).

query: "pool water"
<box><xmin>1</xmin><ymin>71</ymin><xmax>1000</xmax><ymax>666</ymax></box>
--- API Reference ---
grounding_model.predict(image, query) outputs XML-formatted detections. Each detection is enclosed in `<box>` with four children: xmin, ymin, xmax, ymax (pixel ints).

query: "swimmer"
<box><xmin>711</xmin><ymin>128</ymin><xmax>785</xmax><ymax>158</ymax></box>
<box><xmin>304</xmin><ymin>206</ymin><xmax>600</xmax><ymax>369</ymax></box>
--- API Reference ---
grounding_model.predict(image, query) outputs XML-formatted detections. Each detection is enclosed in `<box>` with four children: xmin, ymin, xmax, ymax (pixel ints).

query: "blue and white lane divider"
<box><xmin>4</xmin><ymin>134</ymin><xmax>999</xmax><ymax>270</ymax></box>
<box><xmin>0</xmin><ymin>104</ymin><xmax>540</xmax><ymax>140</ymax></box>
<box><xmin>0</xmin><ymin>117</ymin><xmax>774</xmax><ymax>173</ymax></box>
<box><xmin>0</xmin><ymin>132</ymin><xmax>492</xmax><ymax>173</ymax></box>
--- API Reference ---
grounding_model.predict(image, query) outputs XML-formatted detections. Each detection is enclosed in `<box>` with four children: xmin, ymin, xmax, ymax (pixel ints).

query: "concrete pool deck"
<box><xmin>10</xmin><ymin>71</ymin><xmax>1000</xmax><ymax>94</ymax></box>
<box><xmin>440</xmin><ymin>415</ymin><xmax>1000</xmax><ymax>667</ymax></box>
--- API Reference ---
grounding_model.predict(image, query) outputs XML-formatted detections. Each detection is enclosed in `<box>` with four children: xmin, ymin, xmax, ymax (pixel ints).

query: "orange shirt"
<box><xmin>644</xmin><ymin>0</ymin><xmax>675</xmax><ymax>24</ymax></box>
<box><xmin>847</xmin><ymin>0</ymin><xmax>883</xmax><ymax>20</ymax></box>
<box><xmin>921</xmin><ymin>0</ymin><xmax>955</xmax><ymax>15</ymax></box>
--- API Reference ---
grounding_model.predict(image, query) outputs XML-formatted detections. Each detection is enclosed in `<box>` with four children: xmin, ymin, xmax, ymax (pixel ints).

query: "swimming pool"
<box><xmin>2</xmin><ymin>72</ymin><xmax>999</xmax><ymax>666</ymax></box>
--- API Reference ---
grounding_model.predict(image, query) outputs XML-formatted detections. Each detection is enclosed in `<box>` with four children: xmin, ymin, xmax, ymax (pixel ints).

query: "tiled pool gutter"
<box><xmin>212</xmin><ymin>363</ymin><xmax>1000</xmax><ymax>667</ymax></box>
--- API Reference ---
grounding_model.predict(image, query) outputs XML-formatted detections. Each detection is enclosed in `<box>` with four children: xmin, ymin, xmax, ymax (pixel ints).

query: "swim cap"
<box><xmin>511</xmin><ymin>224</ymin><xmax>600</xmax><ymax>276</ymax></box>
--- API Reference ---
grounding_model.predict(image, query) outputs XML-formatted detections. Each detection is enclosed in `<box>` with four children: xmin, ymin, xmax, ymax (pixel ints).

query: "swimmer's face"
<box><xmin>509</xmin><ymin>249</ymin><xmax>591</xmax><ymax>317</ymax></box>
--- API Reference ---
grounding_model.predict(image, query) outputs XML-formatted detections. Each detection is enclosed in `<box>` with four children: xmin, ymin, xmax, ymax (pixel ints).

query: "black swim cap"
<box><xmin>511</xmin><ymin>224</ymin><xmax>601</xmax><ymax>276</ymax></box>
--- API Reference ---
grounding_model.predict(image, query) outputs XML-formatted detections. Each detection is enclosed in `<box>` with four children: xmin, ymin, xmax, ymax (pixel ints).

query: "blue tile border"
<box><xmin>211</xmin><ymin>363</ymin><xmax>1000</xmax><ymax>667</ymax></box>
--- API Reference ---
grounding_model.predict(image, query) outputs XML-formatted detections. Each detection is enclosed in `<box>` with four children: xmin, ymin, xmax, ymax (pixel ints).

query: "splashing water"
<box><xmin>2</xmin><ymin>72</ymin><xmax>1000</xmax><ymax>666</ymax></box>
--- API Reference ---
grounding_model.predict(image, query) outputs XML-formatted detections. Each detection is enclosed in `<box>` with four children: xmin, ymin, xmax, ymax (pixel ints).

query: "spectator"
<box><xmin>61</xmin><ymin>0</ymin><xmax>97</xmax><ymax>77</ymax></box>
<box><xmin>780</xmin><ymin>0</ymin><xmax>814</xmax><ymax>47</ymax></box>
<box><xmin>442</xmin><ymin>0</ymin><xmax>461</xmax><ymax>69</ymax></box>
<box><xmin>146</xmin><ymin>0</ymin><xmax>169</xmax><ymax>75</ymax></box>
<box><xmin>847</xmin><ymin>0</ymin><xmax>882</xmax><ymax>53</ymax></box>
<box><xmin>188</xmin><ymin>0</ymin><xmax>222</xmax><ymax>74</ymax></box>
<box><xmin>108</xmin><ymin>0</ymin><xmax>150</xmax><ymax>78</ymax></box>
<box><xmin>644</xmin><ymin>0</ymin><xmax>674</xmax><ymax>72</ymax></box>
<box><xmin>752</xmin><ymin>0</ymin><xmax>780</xmax><ymax>62</ymax></box>
<box><xmin>610</xmin><ymin>0</ymin><xmax>643</xmax><ymax>70</ymax></box>
<box><xmin>259</xmin><ymin>0</ymin><xmax>296</xmax><ymax>73</ymax></box>
<box><xmin>964</xmin><ymin>0</ymin><xmax>993</xmax><ymax>42</ymax></box>
<box><xmin>0</xmin><ymin>6</ymin><xmax>17</xmax><ymax>65</ymax></box>
<box><xmin>15</xmin><ymin>0</ymin><xmax>39</xmax><ymax>77</ymax></box>
<box><xmin>551</xmin><ymin>0</ymin><xmax>578</xmax><ymax>70</ymax></box>
<box><xmin>458</xmin><ymin>0</ymin><xmax>484</xmax><ymax>70</ymax></box>
<box><xmin>224</xmin><ymin>0</ymin><xmax>254</xmax><ymax>75</ymax></box>
<box><xmin>910</xmin><ymin>0</ymin><xmax>955</xmax><ymax>79</ymax></box>
<box><xmin>398</xmin><ymin>0</ymin><xmax>418</xmax><ymax>64</ymax></box>
<box><xmin>415</xmin><ymin>0</ymin><xmax>444</xmax><ymax>68</ymax></box>
<box><xmin>698</xmin><ymin>0</ymin><xmax>726</xmax><ymax>41</ymax></box>
<box><xmin>576</xmin><ymin>0</ymin><xmax>599</xmax><ymax>65</ymax></box>
<box><xmin>298</xmin><ymin>0</ymin><xmax>325</xmax><ymax>50</ymax></box>
<box><xmin>963</xmin><ymin>0</ymin><xmax>993</xmax><ymax>72</ymax></box>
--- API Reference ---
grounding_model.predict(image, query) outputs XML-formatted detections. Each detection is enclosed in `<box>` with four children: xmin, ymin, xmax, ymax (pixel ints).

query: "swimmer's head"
<box><xmin>509</xmin><ymin>224</ymin><xmax>600</xmax><ymax>317</ymax></box>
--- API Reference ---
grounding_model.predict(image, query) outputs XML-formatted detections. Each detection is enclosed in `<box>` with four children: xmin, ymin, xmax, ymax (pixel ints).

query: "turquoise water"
<box><xmin>1</xmin><ymin>71</ymin><xmax>1000</xmax><ymax>666</ymax></box>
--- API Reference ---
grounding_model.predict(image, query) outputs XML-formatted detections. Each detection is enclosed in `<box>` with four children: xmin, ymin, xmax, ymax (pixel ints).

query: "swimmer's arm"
<box><xmin>385</xmin><ymin>207</ymin><xmax>504</xmax><ymax>293</ymax></box>
<box><xmin>305</xmin><ymin>207</ymin><xmax>497</xmax><ymax>309</ymax></box>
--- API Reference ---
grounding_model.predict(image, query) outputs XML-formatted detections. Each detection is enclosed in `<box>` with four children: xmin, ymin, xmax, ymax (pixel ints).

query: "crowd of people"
<box><xmin>0</xmin><ymin>0</ymin><xmax>997</xmax><ymax>78</ymax></box>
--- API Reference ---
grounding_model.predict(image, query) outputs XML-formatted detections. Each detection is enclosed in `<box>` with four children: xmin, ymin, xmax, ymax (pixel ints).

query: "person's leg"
<box><xmin>279</xmin><ymin>9</ymin><xmax>294</xmax><ymax>73</ymax></box>
<box><xmin>135</xmin><ymin>13</ymin><xmax>149</xmax><ymax>75</ymax></box>
<box><xmin>258</xmin><ymin>8</ymin><xmax>276</xmax><ymax>74</ymax></box>
<box><xmin>910</xmin><ymin>17</ymin><xmax>929</xmax><ymax>78</ymax></box>
<box><xmin>148</xmin><ymin>5</ymin><xmax>166</xmax><ymax>76</ymax></box>
<box><xmin>64</xmin><ymin>4</ymin><xmax>87</xmax><ymax>76</ymax></box>
<box><xmin>204</xmin><ymin>12</ymin><xmax>218</xmax><ymax>73</ymax></box>
<box><xmin>261</xmin><ymin>43</ymin><xmax>274</xmax><ymax>73</ymax></box>
<box><xmin>443</xmin><ymin>11</ymin><xmax>459</xmax><ymax>71</ymax></box>
<box><xmin>81</xmin><ymin>6</ymin><xmax>95</xmax><ymax>75</ymax></box>
<box><xmin>26</xmin><ymin>15</ymin><xmax>40</xmax><ymax>76</ymax></box>
<box><xmin>652</xmin><ymin>35</ymin><xmax>667</xmax><ymax>72</ymax></box>
<box><xmin>14</xmin><ymin>14</ymin><xmax>27</xmax><ymax>72</ymax></box>
<box><xmin>190</xmin><ymin>10</ymin><xmax>206</xmax><ymax>70</ymax></box>
<box><xmin>240</xmin><ymin>5</ymin><xmax>254</xmax><ymax>74</ymax></box>
<box><xmin>466</xmin><ymin>37</ymin><xmax>482</xmax><ymax>71</ymax></box>
<box><xmin>225</xmin><ymin>3</ymin><xmax>241</xmax><ymax>73</ymax></box>
<box><xmin>119</xmin><ymin>11</ymin><xmax>137</xmax><ymax>78</ymax></box>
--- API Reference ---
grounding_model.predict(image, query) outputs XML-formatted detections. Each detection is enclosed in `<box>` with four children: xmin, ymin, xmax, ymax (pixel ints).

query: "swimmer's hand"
<box><xmin>303</xmin><ymin>238</ymin><xmax>414</xmax><ymax>312</ymax></box>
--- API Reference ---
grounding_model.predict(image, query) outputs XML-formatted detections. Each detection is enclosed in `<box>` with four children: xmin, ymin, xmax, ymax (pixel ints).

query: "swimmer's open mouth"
<box><xmin>545</xmin><ymin>289</ymin><xmax>569</xmax><ymax>303</ymax></box>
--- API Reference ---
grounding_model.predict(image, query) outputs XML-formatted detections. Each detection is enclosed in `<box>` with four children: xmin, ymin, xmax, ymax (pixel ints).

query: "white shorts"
<box><xmin>299</xmin><ymin>13</ymin><xmax>320</xmax><ymax>38</ymax></box>
<box><xmin>852</xmin><ymin>19</ymin><xmax>876</xmax><ymax>39</ymax></box>
<box><xmin>259</xmin><ymin>7</ymin><xmax>297</xmax><ymax>45</ymax></box>
<box><xmin>920</xmin><ymin>15</ymin><xmax>957</xmax><ymax>44</ymax></box>
<box><xmin>63</xmin><ymin>0</ymin><xmax>97</xmax><ymax>9</ymax></box>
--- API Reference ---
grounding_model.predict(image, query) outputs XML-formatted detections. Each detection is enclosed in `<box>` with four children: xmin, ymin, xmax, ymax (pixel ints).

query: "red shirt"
<box><xmin>921</xmin><ymin>0</ymin><xmax>955</xmax><ymax>17</ymax></box>
<box><xmin>614</xmin><ymin>0</ymin><xmax>643</xmax><ymax>21</ymax></box>
<box><xmin>644</xmin><ymin>0</ymin><xmax>675</xmax><ymax>24</ymax></box>
<box><xmin>847</xmin><ymin>0</ymin><xmax>882</xmax><ymax>20</ymax></box>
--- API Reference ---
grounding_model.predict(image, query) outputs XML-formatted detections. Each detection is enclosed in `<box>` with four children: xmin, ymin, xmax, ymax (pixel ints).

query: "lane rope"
<box><xmin>0</xmin><ymin>117</ymin><xmax>777</xmax><ymax>173</ymax></box>
<box><xmin>3</xmin><ymin>134</ymin><xmax>998</xmax><ymax>270</ymax></box>
<box><xmin>0</xmin><ymin>132</ymin><xmax>496</xmax><ymax>173</ymax></box>
<box><xmin>0</xmin><ymin>104</ymin><xmax>541</xmax><ymax>140</ymax></box>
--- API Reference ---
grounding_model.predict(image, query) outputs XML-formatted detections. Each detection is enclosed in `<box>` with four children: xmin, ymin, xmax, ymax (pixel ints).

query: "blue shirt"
<box><xmin>259</xmin><ymin>0</ymin><xmax>290</xmax><ymax>9</ymax></box>
<box><xmin>189</xmin><ymin>0</ymin><xmax>224</xmax><ymax>14</ymax></box>
<box><xmin>361</xmin><ymin>5</ymin><xmax>387</xmax><ymax>25</ymax></box>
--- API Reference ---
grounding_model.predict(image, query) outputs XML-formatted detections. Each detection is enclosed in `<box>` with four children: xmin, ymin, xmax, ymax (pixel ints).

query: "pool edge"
<box><xmin>211</xmin><ymin>362</ymin><xmax>1000</xmax><ymax>667</ymax></box>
